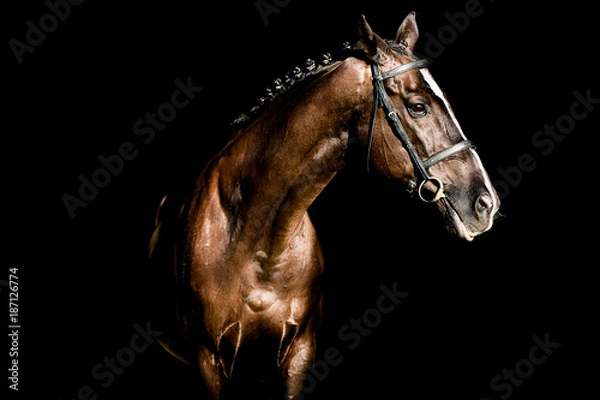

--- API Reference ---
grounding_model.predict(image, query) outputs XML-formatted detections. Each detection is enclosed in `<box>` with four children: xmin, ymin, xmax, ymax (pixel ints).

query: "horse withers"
<box><xmin>150</xmin><ymin>12</ymin><xmax>500</xmax><ymax>399</ymax></box>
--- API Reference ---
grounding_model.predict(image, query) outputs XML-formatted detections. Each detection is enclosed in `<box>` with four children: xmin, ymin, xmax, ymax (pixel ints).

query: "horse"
<box><xmin>149</xmin><ymin>12</ymin><xmax>500</xmax><ymax>399</ymax></box>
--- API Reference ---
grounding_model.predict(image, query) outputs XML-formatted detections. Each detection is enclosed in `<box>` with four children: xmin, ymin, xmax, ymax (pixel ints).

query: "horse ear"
<box><xmin>358</xmin><ymin>14</ymin><xmax>391</xmax><ymax>62</ymax></box>
<box><xmin>395</xmin><ymin>12</ymin><xmax>419</xmax><ymax>52</ymax></box>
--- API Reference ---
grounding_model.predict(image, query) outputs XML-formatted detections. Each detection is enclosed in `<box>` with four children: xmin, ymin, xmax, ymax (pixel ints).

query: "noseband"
<box><xmin>366</xmin><ymin>59</ymin><xmax>475</xmax><ymax>203</ymax></box>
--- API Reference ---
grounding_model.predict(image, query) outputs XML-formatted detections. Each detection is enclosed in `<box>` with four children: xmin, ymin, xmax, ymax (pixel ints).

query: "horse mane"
<box><xmin>228</xmin><ymin>39</ymin><xmax>412</xmax><ymax>134</ymax></box>
<box><xmin>225</xmin><ymin>43</ymin><xmax>363</xmax><ymax>133</ymax></box>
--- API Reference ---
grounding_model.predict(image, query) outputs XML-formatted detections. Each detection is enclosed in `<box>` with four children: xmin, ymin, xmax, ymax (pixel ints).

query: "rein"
<box><xmin>366</xmin><ymin>59</ymin><xmax>474</xmax><ymax>203</ymax></box>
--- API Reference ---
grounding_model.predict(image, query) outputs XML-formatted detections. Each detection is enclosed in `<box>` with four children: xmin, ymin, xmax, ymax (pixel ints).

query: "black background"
<box><xmin>3</xmin><ymin>0</ymin><xmax>598</xmax><ymax>399</ymax></box>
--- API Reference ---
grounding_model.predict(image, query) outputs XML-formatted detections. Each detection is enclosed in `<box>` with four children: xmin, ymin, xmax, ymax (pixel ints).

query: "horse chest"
<box><xmin>241</xmin><ymin>254</ymin><xmax>312</xmax><ymax>317</ymax></box>
<box><xmin>244</xmin><ymin>287</ymin><xmax>279</xmax><ymax>313</ymax></box>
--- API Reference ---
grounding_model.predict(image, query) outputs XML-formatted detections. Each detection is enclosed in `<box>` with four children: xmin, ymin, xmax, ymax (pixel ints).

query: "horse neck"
<box><xmin>217</xmin><ymin>58</ymin><xmax>371</xmax><ymax>249</ymax></box>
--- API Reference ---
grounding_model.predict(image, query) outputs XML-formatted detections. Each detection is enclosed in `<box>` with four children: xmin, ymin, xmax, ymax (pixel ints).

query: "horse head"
<box><xmin>357</xmin><ymin>13</ymin><xmax>500</xmax><ymax>240</ymax></box>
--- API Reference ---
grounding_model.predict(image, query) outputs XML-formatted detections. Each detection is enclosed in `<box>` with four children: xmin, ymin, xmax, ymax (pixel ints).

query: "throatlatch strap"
<box><xmin>366</xmin><ymin>72</ymin><xmax>380</xmax><ymax>173</ymax></box>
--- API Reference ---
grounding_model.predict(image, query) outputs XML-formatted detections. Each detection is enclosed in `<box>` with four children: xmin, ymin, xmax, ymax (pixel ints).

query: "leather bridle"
<box><xmin>366</xmin><ymin>59</ymin><xmax>475</xmax><ymax>203</ymax></box>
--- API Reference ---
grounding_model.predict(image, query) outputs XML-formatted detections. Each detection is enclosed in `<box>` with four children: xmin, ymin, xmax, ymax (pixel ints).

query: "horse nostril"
<box><xmin>475</xmin><ymin>193</ymin><xmax>494</xmax><ymax>218</ymax></box>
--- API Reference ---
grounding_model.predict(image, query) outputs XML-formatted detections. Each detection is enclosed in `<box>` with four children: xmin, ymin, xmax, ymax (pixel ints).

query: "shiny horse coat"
<box><xmin>150</xmin><ymin>13</ymin><xmax>499</xmax><ymax>400</ymax></box>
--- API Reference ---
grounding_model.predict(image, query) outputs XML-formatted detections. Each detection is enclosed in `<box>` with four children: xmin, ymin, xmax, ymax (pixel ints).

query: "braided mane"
<box><xmin>229</xmin><ymin>43</ymin><xmax>355</xmax><ymax>131</ymax></box>
<box><xmin>229</xmin><ymin>40</ymin><xmax>412</xmax><ymax>132</ymax></box>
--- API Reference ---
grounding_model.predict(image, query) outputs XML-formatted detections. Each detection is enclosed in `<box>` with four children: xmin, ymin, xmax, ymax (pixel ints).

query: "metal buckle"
<box><xmin>407</xmin><ymin>178</ymin><xmax>417</xmax><ymax>194</ymax></box>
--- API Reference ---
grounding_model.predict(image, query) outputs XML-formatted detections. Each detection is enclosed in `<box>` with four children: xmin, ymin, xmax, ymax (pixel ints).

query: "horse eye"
<box><xmin>408</xmin><ymin>103</ymin><xmax>428</xmax><ymax>117</ymax></box>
